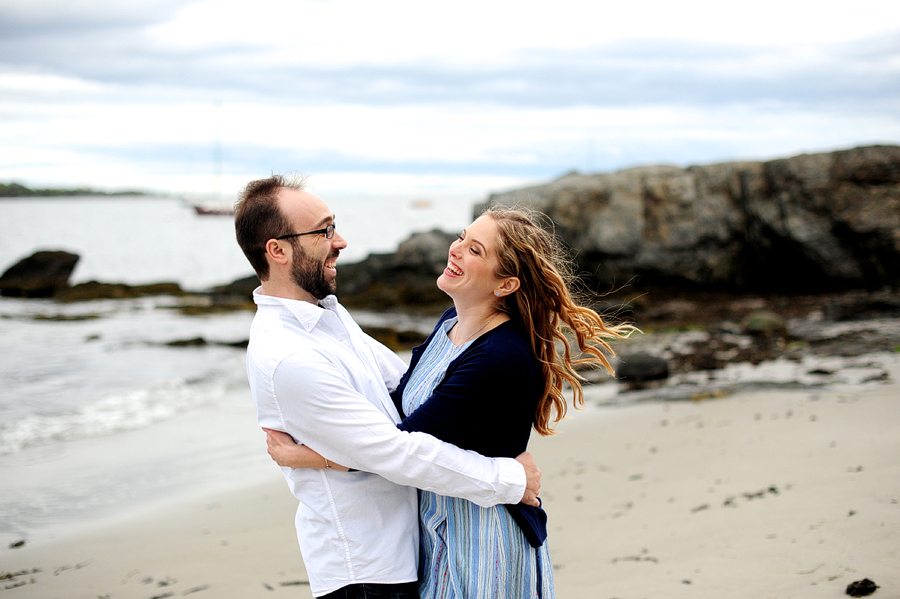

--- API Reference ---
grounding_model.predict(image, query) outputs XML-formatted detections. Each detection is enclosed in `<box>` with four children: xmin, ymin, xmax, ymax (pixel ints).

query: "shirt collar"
<box><xmin>252</xmin><ymin>286</ymin><xmax>338</xmax><ymax>332</ymax></box>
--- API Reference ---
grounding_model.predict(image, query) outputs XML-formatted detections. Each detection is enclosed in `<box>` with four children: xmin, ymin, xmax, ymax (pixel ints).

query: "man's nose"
<box><xmin>332</xmin><ymin>230</ymin><xmax>348</xmax><ymax>249</ymax></box>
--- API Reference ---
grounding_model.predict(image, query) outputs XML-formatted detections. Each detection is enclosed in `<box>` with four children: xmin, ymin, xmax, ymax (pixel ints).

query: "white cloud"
<box><xmin>145</xmin><ymin>0</ymin><xmax>900</xmax><ymax>65</ymax></box>
<box><xmin>0</xmin><ymin>0</ymin><xmax>898</xmax><ymax>197</ymax></box>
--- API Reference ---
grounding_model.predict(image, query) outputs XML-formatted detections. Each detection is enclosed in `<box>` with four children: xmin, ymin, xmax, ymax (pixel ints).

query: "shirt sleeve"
<box><xmin>271</xmin><ymin>352</ymin><xmax>526</xmax><ymax>508</ymax></box>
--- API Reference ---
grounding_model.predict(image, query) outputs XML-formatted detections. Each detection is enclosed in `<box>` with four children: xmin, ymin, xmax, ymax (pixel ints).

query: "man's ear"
<box><xmin>265</xmin><ymin>239</ymin><xmax>290</xmax><ymax>266</ymax></box>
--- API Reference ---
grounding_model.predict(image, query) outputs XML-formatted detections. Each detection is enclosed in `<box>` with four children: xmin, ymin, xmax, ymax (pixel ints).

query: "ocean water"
<box><xmin>0</xmin><ymin>195</ymin><xmax>475</xmax><ymax>290</ymax></box>
<box><xmin>0</xmin><ymin>195</ymin><xmax>474</xmax><ymax>545</ymax></box>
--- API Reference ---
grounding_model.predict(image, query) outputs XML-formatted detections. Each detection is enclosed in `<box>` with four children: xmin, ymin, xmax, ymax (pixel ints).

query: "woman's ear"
<box><xmin>496</xmin><ymin>277</ymin><xmax>520</xmax><ymax>297</ymax></box>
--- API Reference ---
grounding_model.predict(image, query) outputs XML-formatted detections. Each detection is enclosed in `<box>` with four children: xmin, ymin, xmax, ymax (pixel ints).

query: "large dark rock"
<box><xmin>0</xmin><ymin>250</ymin><xmax>79</xmax><ymax>297</ymax></box>
<box><xmin>478</xmin><ymin>145</ymin><xmax>900</xmax><ymax>292</ymax></box>
<box><xmin>615</xmin><ymin>353</ymin><xmax>670</xmax><ymax>385</ymax></box>
<box><xmin>0</xmin><ymin>250</ymin><xmax>192</xmax><ymax>302</ymax></box>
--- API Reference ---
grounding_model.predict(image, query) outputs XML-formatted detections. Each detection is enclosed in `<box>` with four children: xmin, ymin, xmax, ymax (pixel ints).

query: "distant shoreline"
<box><xmin>0</xmin><ymin>182</ymin><xmax>149</xmax><ymax>198</ymax></box>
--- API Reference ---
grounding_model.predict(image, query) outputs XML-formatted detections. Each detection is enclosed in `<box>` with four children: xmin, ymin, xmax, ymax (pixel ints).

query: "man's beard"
<box><xmin>290</xmin><ymin>244</ymin><xmax>336</xmax><ymax>300</ymax></box>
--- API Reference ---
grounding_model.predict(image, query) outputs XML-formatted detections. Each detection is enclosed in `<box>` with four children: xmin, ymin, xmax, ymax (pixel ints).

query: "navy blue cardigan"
<box><xmin>392</xmin><ymin>307</ymin><xmax>548</xmax><ymax>547</ymax></box>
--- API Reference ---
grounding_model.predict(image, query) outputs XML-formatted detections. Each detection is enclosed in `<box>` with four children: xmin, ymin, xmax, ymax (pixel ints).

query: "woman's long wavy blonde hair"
<box><xmin>485</xmin><ymin>205</ymin><xmax>635</xmax><ymax>436</ymax></box>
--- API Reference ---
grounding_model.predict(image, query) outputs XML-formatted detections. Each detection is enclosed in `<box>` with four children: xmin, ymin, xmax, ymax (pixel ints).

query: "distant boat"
<box><xmin>192</xmin><ymin>204</ymin><xmax>233</xmax><ymax>216</ymax></box>
<box><xmin>410</xmin><ymin>198</ymin><xmax>433</xmax><ymax>209</ymax></box>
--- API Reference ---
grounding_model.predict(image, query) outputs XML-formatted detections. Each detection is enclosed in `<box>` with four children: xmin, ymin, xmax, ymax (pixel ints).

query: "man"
<box><xmin>234</xmin><ymin>174</ymin><xmax>541</xmax><ymax>599</ymax></box>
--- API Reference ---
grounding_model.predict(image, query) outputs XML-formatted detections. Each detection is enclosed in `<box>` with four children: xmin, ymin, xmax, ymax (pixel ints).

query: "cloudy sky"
<box><xmin>1</xmin><ymin>0</ymin><xmax>898</xmax><ymax>202</ymax></box>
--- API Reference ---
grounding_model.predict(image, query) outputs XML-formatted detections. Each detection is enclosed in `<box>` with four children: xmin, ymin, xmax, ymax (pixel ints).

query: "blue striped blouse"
<box><xmin>394</xmin><ymin>308</ymin><xmax>555</xmax><ymax>598</ymax></box>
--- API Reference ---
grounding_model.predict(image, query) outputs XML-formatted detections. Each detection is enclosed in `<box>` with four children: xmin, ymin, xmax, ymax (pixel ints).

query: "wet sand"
<box><xmin>3</xmin><ymin>352</ymin><xmax>898</xmax><ymax>599</ymax></box>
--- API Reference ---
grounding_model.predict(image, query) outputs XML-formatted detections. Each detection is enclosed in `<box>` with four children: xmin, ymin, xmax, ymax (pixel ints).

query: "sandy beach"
<box><xmin>3</xmin><ymin>352</ymin><xmax>898</xmax><ymax>599</ymax></box>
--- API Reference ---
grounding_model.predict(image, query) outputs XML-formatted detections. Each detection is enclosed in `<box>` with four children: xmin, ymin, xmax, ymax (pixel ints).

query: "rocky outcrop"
<box><xmin>478</xmin><ymin>145</ymin><xmax>900</xmax><ymax>292</ymax></box>
<box><xmin>54</xmin><ymin>280</ymin><xmax>185</xmax><ymax>301</ymax></box>
<box><xmin>0</xmin><ymin>250</ymin><xmax>79</xmax><ymax>297</ymax></box>
<box><xmin>337</xmin><ymin>229</ymin><xmax>457</xmax><ymax>311</ymax></box>
<box><xmin>0</xmin><ymin>250</ymin><xmax>191</xmax><ymax>301</ymax></box>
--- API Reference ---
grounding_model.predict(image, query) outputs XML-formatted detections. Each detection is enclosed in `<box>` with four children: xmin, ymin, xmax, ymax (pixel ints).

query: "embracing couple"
<box><xmin>234</xmin><ymin>175</ymin><xmax>632</xmax><ymax>598</ymax></box>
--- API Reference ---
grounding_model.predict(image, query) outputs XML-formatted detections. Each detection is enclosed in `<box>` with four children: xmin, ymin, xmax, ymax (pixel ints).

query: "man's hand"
<box><xmin>263</xmin><ymin>428</ymin><xmax>350</xmax><ymax>471</ymax></box>
<box><xmin>516</xmin><ymin>451</ymin><xmax>541</xmax><ymax>507</ymax></box>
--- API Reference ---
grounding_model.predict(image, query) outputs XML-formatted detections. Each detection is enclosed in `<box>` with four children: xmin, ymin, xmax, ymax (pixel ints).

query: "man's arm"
<box><xmin>264</xmin><ymin>427</ymin><xmax>542</xmax><ymax>507</ymax></box>
<box><xmin>267</xmin><ymin>353</ymin><xmax>533</xmax><ymax>508</ymax></box>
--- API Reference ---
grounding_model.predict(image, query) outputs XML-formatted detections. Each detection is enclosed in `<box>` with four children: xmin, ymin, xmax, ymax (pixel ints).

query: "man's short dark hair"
<box><xmin>234</xmin><ymin>174</ymin><xmax>308</xmax><ymax>280</ymax></box>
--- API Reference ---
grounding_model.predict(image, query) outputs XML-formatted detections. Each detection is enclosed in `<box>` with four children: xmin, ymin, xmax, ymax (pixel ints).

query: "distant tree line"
<box><xmin>0</xmin><ymin>182</ymin><xmax>145</xmax><ymax>197</ymax></box>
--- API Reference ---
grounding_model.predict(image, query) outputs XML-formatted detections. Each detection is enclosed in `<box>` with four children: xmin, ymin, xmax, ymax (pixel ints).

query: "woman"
<box><xmin>267</xmin><ymin>206</ymin><xmax>634</xmax><ymax>598</ymax></box>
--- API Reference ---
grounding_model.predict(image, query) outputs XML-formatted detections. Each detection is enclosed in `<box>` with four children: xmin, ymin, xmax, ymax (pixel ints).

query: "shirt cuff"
<box><xmin>498</xmin><ymin>457</ymin><xmax>527</xmax><ymax>504</ymax></box>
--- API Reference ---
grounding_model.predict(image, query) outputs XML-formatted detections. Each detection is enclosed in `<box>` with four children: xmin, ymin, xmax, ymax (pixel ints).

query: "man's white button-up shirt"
<box><xmin>246</xmin><ymin>289</ymin><xmax>526</xmax><ymax>597</ymax></box>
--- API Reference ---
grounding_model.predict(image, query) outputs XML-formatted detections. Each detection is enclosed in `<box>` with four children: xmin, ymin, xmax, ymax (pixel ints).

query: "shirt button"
<box><xmin>341</xmin><ymin>335</ymin><xmax>347</xmax><ymax>342</ymax></box>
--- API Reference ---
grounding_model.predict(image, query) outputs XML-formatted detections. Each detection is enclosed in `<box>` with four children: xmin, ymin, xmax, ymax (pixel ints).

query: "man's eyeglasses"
<box><xmin>276</xmin><ymin>224</ymin><xmax>336</xmax><ymax>241</ymax></box>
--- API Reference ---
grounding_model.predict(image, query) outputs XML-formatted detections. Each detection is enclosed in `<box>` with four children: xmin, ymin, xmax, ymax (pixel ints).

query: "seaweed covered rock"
<box><xmin>337</xmin><ymin>229</ymin><xmax>457</xmax><ymax>312</ymax></box>
<box><xmin>54</xmin><ymin>280</ymin><xmax>184</xmax><ymax>301</ymax></box>
<box><xmin>0</xmin><ymin>250</ymin><xmax>79</xmax><ymax>297</ymax></box>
